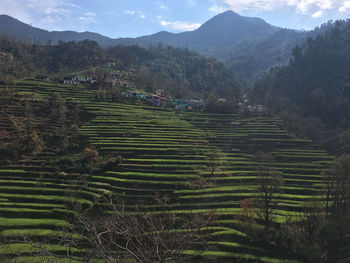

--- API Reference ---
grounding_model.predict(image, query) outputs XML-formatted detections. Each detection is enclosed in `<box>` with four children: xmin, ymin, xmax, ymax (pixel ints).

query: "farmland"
<box><xmin>0</xmin><ymin>79</ymin><xmax>334</xmax><ymax>262</ymax></box>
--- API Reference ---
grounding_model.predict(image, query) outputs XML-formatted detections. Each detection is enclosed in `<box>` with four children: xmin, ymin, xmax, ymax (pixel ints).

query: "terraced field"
<box><xmin>0</xmin><ymin>79</ymin><xmax>334</xmax><ymax>262</ymax></box>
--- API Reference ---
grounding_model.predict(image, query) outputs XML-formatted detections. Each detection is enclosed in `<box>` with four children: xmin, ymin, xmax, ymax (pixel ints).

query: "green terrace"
<box><xmin>0</xmin><ymin>79</ymin><xmax>333</xmax><ymax>262</ymax></box>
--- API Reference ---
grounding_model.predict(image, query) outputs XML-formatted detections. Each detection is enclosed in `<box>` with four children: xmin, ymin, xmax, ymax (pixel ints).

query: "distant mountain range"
<box><xmin>0</xmin><ymin>11</ymin><xmax>332</xmax><ymax>78</ymax></box>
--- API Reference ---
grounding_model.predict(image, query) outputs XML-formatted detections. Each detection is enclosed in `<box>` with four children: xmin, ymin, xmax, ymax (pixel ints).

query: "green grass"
<box><xmin>106</xmin><ymin>171</ymin><xmax>199</xmax><ymax>179</ymax></box>
<box><xmin>0</xmin><ymin>170</ymin><xmax>26</xmax><ymax>173</ymax></box>
<box><xmin>175</xmin><ymin>185</ymin><xmax>257</xmax><ymax>194</ymax></box>
<box><xmin>184</xmin><ymin>250</ymin><xmax>299</xmax><ymax>262</ymax></box>
<box><xmin>2</xmin><ymin>229</ymin><xmax>66</xmax><ymax>237</ymax></box>
<box><xmin>92</xmin><ymin>175</ymin><xmax>190</xmax><ymax>186</ymax></box>
<box><xmin>0</xmin><ymin>243</ymin><xmax>81</xmax><ymax>255</ymax></box>
<box><xmin>0</xmin><ymin>202</ymin><xmax>65</xmax><ymax>208</ymax></box>
<box><xmin>0</xmin><ymin>218</ymin><xmax>70</xmax><ymax>227</ymax></box>
<box><xmin>209</xmin><ymin>241</ymin><xmax>267</xmax><ymax>253</ymax></box>
<box><xmin>0</xmin><ymin>193</ymin><xmax>94</xmax><ymax>206</ymax></box>
<box><xmin>127</xmin><ymin>158</ymin><xmax>210</xmax><ymax>163</ymax></box>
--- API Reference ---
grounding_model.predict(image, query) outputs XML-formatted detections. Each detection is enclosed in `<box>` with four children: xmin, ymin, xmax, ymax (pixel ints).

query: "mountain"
<box><xmin>133</xmin><ymin>11</ymin><xmax>279</xmax><ymax>48</ymax></box>
<box><xmin>0</xmin><ymin>11</ymin><xmax>278</xmax><ymax>48</ymax></box>
<box><xmin>0</xmin><ymin>12</ymin><xmax>330</xmax><ymax>78</ymax></box>
<box><xmin>0</xmin><ymin>15</ymin><xmax>111</xmax><ymax>45</ymax></box>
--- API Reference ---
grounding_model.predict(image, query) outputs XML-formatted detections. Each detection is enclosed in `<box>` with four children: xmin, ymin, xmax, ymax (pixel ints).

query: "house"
<box><xmin>86</xmin><ymin>77</ymin><xmax>97</xmax><ymax>84</ymax></box>
<box><xmin>189</xmin><ymin>99</ymin><xmax>204</xmax><ymax>110</ymax></box>
<box><xmin>121</xmin><ymin>91</ymin><xmax>133</xmax><ymax>98</ymax></box>
<box><xmin>0</xmin><ymin>52</ymin><xmax>13</xmax><ymax>61</ymax></box>
<box><xmin>160</xmin><ymin>97</ymin><xmax>167</xmax><ymax>107</ymax></box>
<box><xmin>173</xmin><ymin>99</ymin><xmax>189</xmax><ymax>110</ymax></box>
<box><xmin>62</xmin><ymin>76</ymin><xmax>80</xmax><ymax>85</ymax></box>
<box><xmin>217</xmin><ymin>98</ymin><xmax>228</xmax><ymax>103</ymax></box>
<box><xmin>122</xmin><ymin>91</ymin><xmax>141</xmax><ymax>99</ymax></box>
<box><xmin>247</xmin><ymin>104</ymin><xmax>263</xmax><ymax>113</ymax></box>
<box><xmin>104</xmin><ymin>78</ymin><xmax>117</xmax><ymax>86</ymax></box>
<box><xmin>107</xmin><ymin>62</ymin><xmax>116</xmax><ymax>68</ymax></box>
<box><xmin>156</xmin><ymin>89</ymin><xmax>166</xmax><ymax>97</ymax></box>
<box><xmin>115</xmin><ymin>70</ymin><xmax>123</xmax><ymax>78</ymax></box>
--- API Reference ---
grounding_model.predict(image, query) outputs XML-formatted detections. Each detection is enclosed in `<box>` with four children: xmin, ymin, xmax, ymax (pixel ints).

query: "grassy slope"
<box><xmin>0</xmin><ymin>79</ymin><xmax>333</xmax><ymax>262</ymax></box>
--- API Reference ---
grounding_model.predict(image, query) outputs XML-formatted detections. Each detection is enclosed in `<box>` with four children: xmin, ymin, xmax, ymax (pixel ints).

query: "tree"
<box><xmin>74</xmin><ymin>197</ymin><xmax>216</xmax><ymax>263</ymax></box>
<box><xmin>49</xmin><ymin>93</ymin><xmax>68</xmax><ymax>122</ymax></box>
<box><xmin>3</xmin><ymin>74</ymin><xmax>17</xmax><ymax>102</ymax></box>
<box><xmin>208</xmin><ymin>144</ymin><xmax>219</xmax><ymax>176</ymax></box>
<box><xmin>276</xmin><ymin>201</ymin><xmax>325</xmax><ymax>263</ymax></box>
<box><xmin>255</xmin><ymin>153</ymin><xmax>283</xmax><ymax>230</ymax></box>
<box><xmin>236</xmin><ymin>198</ymin><xmax>256</xmax><ymax>236</ymax></box>
<box><xmin>323</xmin><ymin>154</ymin><xmax>350</xmax><ymax>214</ymax></box>
<box><xmin>0</xmin><ymin>231</ymin><xmax>7</xmax><ymax>263</ymax></box>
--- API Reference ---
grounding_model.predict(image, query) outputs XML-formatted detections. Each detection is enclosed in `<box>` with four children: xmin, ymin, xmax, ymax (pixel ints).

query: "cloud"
<box><xmin>79</xmin><ymin>12</ymin><xmax>96</xmax><ymax>22</ymax></box>
<box><xmin>215</xmin><ymin>0</ymin><xmax>287</xmax><ymax>12</ymax></box>
<box><xmin>339</xmin><ymin>0</ymin><xmax>350</xmax><ymax>11</ymax></box>
<box><xmin>312</xmin><ymin>9</ymin><xmax>324</xmax><ymax>17</ymax></box>
<box><xmin>124</xmin><ymin>10</ymin><xmax>136</xmax><ymax>15</ymax></box>
<box><xmin>160</xmin><ymin>20</ymin><xmax>201</xmax><ymax>31</ymax></box>
<box><xmin>106</xmin><ymin>11</ymin><xmax>119</xmax><ymax>16</ymax></box>
<box><xmin>293</xmin><ymin>0</ymin><xmax>334</xmax><ymax>14</ymax></box>
<box><xmin>157</xmin><ymin>2</ymin><xmax>168</xmax><ymax>10</ymax></box>
<box><xmin>188</xmin><ymin>0</ymin><xmax>198</xmax><ymax>6</ymax></box>
<box><xmin>0</xmin><ymin>0</ymin><xmax>32</xmax><ymax>22</ymax></box>
<box><xmin>209</xmin><ymin>4</ymin><xmax>230</xmax><ymax>13</ymax></box>
<box><xmin>124</xmin><ymin>10</ymin><xmax>146</xmax><ymax>20</ymax></box>
<box><xmin>0</xmin><ymin>0</ymin><xmax>96</xmax><ymax>31</ymax></box>
<box><xmin>212</xmin><ymin>0</ymin><xmax>350</xmax><ymax>17</ymax></box>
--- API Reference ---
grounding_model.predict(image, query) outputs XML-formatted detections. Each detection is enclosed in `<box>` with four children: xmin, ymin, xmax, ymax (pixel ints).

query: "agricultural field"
<box><xmin>0</xmin><ymin>79</ymin><xmax>334</xmax><ymax>262</ymax></box>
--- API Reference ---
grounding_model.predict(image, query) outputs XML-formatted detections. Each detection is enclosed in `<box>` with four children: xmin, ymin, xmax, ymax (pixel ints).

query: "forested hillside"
<box><xmin>253</xmin><ymin>20</ymin><xmax>350</xmax><ymax>153</ymax></box>
<box><xmin>0</xmin><ymin>37</ymin><xmax>241</xmax><ymax>99</ymax></box>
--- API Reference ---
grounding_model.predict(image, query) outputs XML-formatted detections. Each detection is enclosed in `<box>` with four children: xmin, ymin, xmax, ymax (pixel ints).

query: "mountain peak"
<box><xmin>218</xmin><ymin>10</ymin><xmax>240</xmax><ymax>16</ymax></box>
<box><xmin>182</xmin><ymin>11</ymin><xmax>278</xmax><ymax>48</ymax></box>
<box><xmin>200</xmin><ymin>10</ymin><xmax>272</xmax><ymax>29</ymax></box>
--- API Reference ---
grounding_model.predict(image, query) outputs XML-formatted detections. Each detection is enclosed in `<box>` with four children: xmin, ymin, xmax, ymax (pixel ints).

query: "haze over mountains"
<box><xmin>0</xmin><ymin>11</ymin><xmax>332</xmax><ymax>78</ymax></box>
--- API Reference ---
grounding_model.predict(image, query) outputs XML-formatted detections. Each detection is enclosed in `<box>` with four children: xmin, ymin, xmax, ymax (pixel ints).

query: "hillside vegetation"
<box><xmin>253</xmin><ymin>19</ymin><xmax>350</xmax><ymax>154</ymax></box>
<box><xmin>0</xmin><ymin>37</ymin><xmax>241</xmax><ymax>99</ymax></box>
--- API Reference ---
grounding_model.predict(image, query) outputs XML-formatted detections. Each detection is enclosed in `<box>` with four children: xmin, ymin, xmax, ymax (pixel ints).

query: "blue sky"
<box><xmin>1</xmin><ymin>0</ymin><xmax>350</xmax><ymax>37</ymax></box>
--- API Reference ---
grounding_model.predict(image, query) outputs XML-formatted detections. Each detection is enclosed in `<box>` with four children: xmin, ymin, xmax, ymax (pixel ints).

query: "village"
<box><xmin>35</xmin><ymin>66</ymin><xmax>264</xmax><ymax>113</ymax></box>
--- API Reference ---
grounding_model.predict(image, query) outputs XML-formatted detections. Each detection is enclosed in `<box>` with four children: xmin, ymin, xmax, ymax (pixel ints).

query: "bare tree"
<box><xmin>236</xmin><ymin>198</ymin><xmax>256</xmax><ymax>236</ymax></box>
<box><xmin>298</xmin><ymin>200</ymin><xmax>325</xmax><ymax>244</ymax></box>
<box><xmin>254</xmin><ymin>152</ymin><xmax>283</xmax><ymax>230</ymax></box>
<box><xmin>0</xmin><ymin>231</ymin><xmax>8</xmax><ymax>263</ymax></box>
<box><xmin>323</xmin><ymin>154</ymin><xmax>350</xmax><ymax>214</ymax></box>
<box><xmin>208</xmin><ymin>144</ymin><xmax>219</xmax><ymax>176</ymax></box>
<box><xmin>4</xmin><ymin>196</ymin><xmax>216</xmax><ymax>263</ymax></box>
<box><xmin>75</xmin><ymin>196</ymin><xmax>216</xmax><ymax>263</ymax></box>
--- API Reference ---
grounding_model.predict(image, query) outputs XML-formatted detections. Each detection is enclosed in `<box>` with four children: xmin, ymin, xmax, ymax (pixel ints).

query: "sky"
<box><xmin>0</xmin><ymin>0</ymin><xmax>350</xmax><ymax>38</ymax></box>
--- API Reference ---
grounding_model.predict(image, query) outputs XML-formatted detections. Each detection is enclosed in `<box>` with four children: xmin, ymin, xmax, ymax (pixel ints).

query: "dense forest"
<box><xmin>0</xmin><ymin>38</ymin><xmax>241</xmax><ymax>99</ymax></box>
<box><xmin>253</xmin><ymin>19</ymin><xmax>350</xmax><ymax>153</ymax></box>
